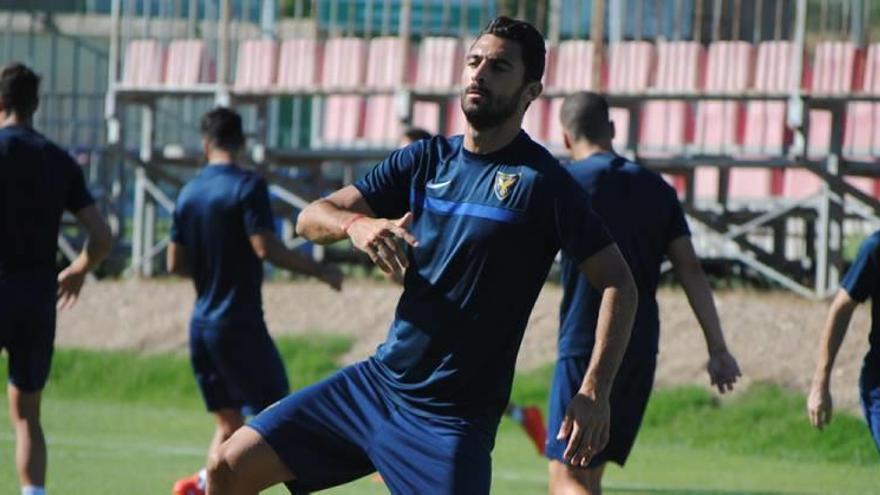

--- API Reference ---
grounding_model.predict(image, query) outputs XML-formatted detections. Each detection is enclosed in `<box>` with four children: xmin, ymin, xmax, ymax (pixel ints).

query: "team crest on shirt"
<box><xmin>493</xmin><ymin>172</ymin><xmax>521</xmax><ymax>201</ymax></box>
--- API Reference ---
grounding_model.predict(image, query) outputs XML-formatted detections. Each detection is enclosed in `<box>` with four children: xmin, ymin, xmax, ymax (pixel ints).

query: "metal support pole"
<box><xmin>131</xmin><ymin>167</ymin><xmax>146</xmax><ymax>276</ymax></box>
<box><xmin>548</xmin><ymin>0</ymin><xmax>562</xmax><ymax>45</ymax></box>
<box><xmin>144</xmin><ymin>199</ymin><xmax>156</xmax><ymax>276</ymax></box>
<box><xmin>609</xmin><ymin>0</ymin><xmax>623</xmax><ymax>44</ymax></box>
<box><xmin>218</xmin><ymin>0</ymin><xmax>231</xmax><ymax>86</ymax></box>
<box><xmin>591</xmin><ymin>0</ymin><xmax>606</xmax><ymax>90</ymax></box>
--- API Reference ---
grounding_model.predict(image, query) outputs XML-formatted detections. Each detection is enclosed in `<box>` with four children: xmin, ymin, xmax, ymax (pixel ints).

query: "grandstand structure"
<box><xmin>102</xmin><ymin>0</ymin><xmax>880</xmax><ymax>298</ymax></box>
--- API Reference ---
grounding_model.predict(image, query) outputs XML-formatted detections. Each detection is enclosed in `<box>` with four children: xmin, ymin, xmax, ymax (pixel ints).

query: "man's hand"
<box><xmin>318</xmin><ymin>263</ymin><xmax>344</xmax><ymax>291</ymax></box>
<box><xmin>57</xmin><ymin>263</ymin><xmax>87</xmax><ymax>311</ymax></box>
<box><xmin>347</xmin><ymin>212</ymin><xmax>418</xmax><ymax>279</ymax></box>
<box><xmin>808</xmin><ymin>378</ymin><xmax>833</xmax><ymax>430</ymax></box>
<box><xmin>707</xmin><ymin>349</ymin><xmax>741</xmax><ymax>394</ymax></box>
<box><xmin>556</xmin><ymin>391</ymin><xmax>610</xmax><ymax>468</ymax></box>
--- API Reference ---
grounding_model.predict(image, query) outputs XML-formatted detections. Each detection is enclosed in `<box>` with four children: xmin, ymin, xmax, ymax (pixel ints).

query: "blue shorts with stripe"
<box><xmin>248</xmin><ymin>360</ymin><xmax>496</xmax><ymax>495</ymax></box>
<box><xmin>0</xmin><ymin>274</ymin><xmax>56</xmax><ymax>393</ymax></box>
<box><xmin>546</xmin><ymin>353</ymin><xmax>656</xmax><ymax>467</ymax></box>
<box><xmin>189</xmin><ymin>319</ymin><xmax>289</xmax><ymax>417</ymax></box>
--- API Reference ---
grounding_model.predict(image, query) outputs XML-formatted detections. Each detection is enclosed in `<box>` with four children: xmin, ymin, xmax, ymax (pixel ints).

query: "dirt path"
<box><xmin>57</xmin><ymin>280</ymin><xmax>872</xmax><ymax>413</ymax></box>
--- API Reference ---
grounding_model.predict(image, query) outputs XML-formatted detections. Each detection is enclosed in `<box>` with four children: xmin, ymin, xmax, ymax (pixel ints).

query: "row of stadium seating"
<box><xmin>119</xmin><ymin>36</ymin><xmax>880</xmax><ymax>200</ymax></box>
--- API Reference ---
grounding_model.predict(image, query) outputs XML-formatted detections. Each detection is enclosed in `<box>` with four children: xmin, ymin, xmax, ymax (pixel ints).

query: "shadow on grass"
<box><xmin>606</xmin><ymin>487</ymin><xmax>804</xmax><ymax>495</ymax></box>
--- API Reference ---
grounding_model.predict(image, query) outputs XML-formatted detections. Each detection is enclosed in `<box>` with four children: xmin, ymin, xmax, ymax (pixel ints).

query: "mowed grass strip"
<box><xmin>0</xmin><ymin>337</ymin><xmax>876</xmax><ymax>494</ymax></box>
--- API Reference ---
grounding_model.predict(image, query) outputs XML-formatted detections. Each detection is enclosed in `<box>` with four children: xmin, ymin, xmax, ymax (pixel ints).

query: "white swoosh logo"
<box><xmin>426</xmin><ymin>180</ymin><xmax>452</xmax><ymax>190</ymax></box>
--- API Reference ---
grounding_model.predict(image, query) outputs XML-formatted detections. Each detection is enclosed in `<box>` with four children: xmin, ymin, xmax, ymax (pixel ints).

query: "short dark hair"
<box><xmin>200</xmin><ymin>107</ymin><xmax>245</xmax><ymax>152</ymax></box>
<box><xmin>402</xmin><ymin>127</ymin><xmax>432</xmax><ymax>143</ymax></box>
<box><xmin>0</xmin><ymin>63</ymin><xmax>40</xmax><ymax>118</ymax></box>
<box><xmin>477</xmin><ymin>16</ymin><xmax>546</xmax><ymax>83</ymax></box>
<box><xmin>560</xmin><ymin>91</ymin><xmax>612</xmax><ymax>141</ymax></box>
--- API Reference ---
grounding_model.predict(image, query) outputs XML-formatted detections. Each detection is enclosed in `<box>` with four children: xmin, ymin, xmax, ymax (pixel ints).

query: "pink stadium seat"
<box><xmin>165</xmin><ymin>39</ymin><xmax>211</xmax><ymax>86</ymax></box>
<box><xmin>693</xmin><ymin>41</ymin><xmax>752</xmax><ymax>201</ymax></box>
<box><xmin>606</xmin><ymin>41</ymin><xmax>655</xmax><ymax>151</ymax></box>
<box><xmin>233</xmin><ymin>39</ymin><xmax>278</xmax><ymax>91</ymax></box>
<box><xmin>785</xmin><ymin>41</ymin><xmax>859</xmax><ymax>199</ymax></box>
<box><xmin>122</xmin><ymin>39</ymin><xmax>165</xmax><ymax>87</ymax></box>
<box><xmin>320</xmin><ymin>38</ymin><xmax>368</xmax><ymax>146</ymax></box>
<box><xmin>546</xmin><ymin>40</ymin><xmax>597</xmax><ymax>149</ymax></box>
<box><xmin>844</xmin><ymin>43</ymin><xmax>880</xmax><ymax>160</ymax></box>
<box><xmin>413</xmin><ymin>37</ymin><xmax>464</xmax><ymax>137</ymax></box>
<box><xmin>639</xmin><ymin>41</ymin><xmax>704</xmax><ymax>158</ymax></box>
<box><xmin>523</xmin><ymin>98</ymin><xmax>548</xmax><ymax>143</ymax></box>
<box><xmin>362</xmin><ymin>37</ymin><xmax>415</xmax><ymax>146</ymax></box>
<box><xmin>276</xmin><ymin>38</ymin><xmax>321</xmax><ymax>90</ymax></box>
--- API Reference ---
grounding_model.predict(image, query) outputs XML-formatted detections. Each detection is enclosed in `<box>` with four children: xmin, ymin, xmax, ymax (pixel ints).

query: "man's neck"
<box><xmin>206</xmin><ymin>150</ymin><xmax>235</xmax><ymax>165</ymax></box>
<box><xmin>0</xmin><ymin>113</ymin><xmax>28</xmax><ymax>129</ymax></box>
<box><xmin>463</xmin><ymin>117</ymin><xmax>522</xmax><ymax>155</ymax></box>
<box><xmin>569</xmin><ymin>141</ymin><xmax>613</xmax><ymax>161</ymax></box>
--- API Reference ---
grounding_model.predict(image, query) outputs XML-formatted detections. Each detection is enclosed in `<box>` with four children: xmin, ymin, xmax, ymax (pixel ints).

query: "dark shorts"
<box><xmin>248</xmin><ymin>360</ymin><xmax>495</xmax><ymax>495</ymax></box>
<box><xmin>189</xmin><ymin>319</ymin><xmax>290</xmax><ymax>416</ymax></box>
<box><xmin>859</xmin><ymin>360</ymin><xmax>880</xmax><ymax>454</ymax></box>
<box><xmin>0</xmin><ymin>275</ymin><xmax>56</xmax><ymax>393</ymax></box>
<box><xmin>546</xmin><ymin>353</ymin><xmax>656</xmax><ymax>468</ymax></box>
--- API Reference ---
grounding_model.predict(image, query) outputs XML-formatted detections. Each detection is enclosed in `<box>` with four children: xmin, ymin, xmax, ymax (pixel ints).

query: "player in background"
<box><xmin>808</xmin><ymin>230</ymin><xmax>880</xmax><ymax>456</ymax></box>
<box><xmin>206</xmin><ymin>17</ymin><xmax>637</xmax><ymax>495</ymax></box>
<box><xmin>0</xmin><ymin>62</ymin><xmax>113</xmax><ymax>495</ymax></box>
<box><xmin>547</xmin><ymin>92</ymin><xmax>741</xmax><ymax>494</ymax></box>
<box><xmin>170</xmin><ymin>108</ymin><xmax>343</xmax><ymax>495</ymax></box>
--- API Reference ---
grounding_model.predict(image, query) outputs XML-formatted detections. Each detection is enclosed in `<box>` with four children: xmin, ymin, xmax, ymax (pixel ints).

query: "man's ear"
<box><xmin>609</xmin><ymin>120</ymin><xmax>616</xmax><ymax>140</ymax></box>
<box><xmin>525</xmin><ymin>81</ymin><xmax>543</xmax><ymax>104</ymax></box>
<box><xmin>563</xmin><ymin>130</ymin><xmax>573</xmax><ymax>151</ymax></box>
<box><xmin>201</xmin><ymin>137</ymin><xmax>211</xmax><ymax>158</ymax></box>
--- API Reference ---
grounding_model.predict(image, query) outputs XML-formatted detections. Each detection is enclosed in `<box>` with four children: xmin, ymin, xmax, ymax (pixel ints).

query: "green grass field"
<box><xmin>0</xmin><ymin>336</ymin><xmax>877</xmax><ymax>494</ymax></box>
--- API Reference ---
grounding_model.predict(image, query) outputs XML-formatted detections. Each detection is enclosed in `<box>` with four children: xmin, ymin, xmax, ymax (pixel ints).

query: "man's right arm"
<box><xmin>808</xmin><ymin>289</ymin><xmax>858</xmax><ymax>430</ymax></box>
<box><xmin>57</xmin><ymin>205</ymin><xmax>113</xmax><ymax>310</ymax></box>
<box><xmin>296</xmin><ymin>185</ymin><xmax>418</xmax><ymax>277</ymax></box>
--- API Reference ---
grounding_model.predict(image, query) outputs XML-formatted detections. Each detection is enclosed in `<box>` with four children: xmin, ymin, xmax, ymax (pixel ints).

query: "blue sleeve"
<box><xmin>170</xmin><ymin>198</ymin><xmax>184</xmax><ymax>244</ymax></box>
<box><xmin>551</xmin><ymin>169</ymin><xmax>614</xmax><ymax>264</ymax></box>
<box><xmin>240</xmin><ymin>176</ymin><xmax>276</xmax><ymax>235</ymax></box>
<box><xmin>841</xmin><ymin>233</ymin><xmax>880</xmax><ymax>302</ymax></box>
<box><xmin>353</xmin><ymin>141</ymin><xmax>422</xmax><ymax>219</ymax></box>
<box><xmin>61</xmin><ymin>151</ymin><xmax>95</xmax><ymax>214</ymax></box>
<box><xmin>664</xmin><ymin>188</ymin><xmax>691</xmax><ymax>247</ymax></box>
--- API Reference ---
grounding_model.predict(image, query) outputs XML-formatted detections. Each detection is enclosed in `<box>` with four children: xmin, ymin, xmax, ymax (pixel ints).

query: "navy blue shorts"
<box><xmin>189</xmin><ymin>319</ymin><xmax>289</xmax><ymax>416</ymax></box>
<box><xmin>546</xmin><ymin>353</ymin><xmax>656</xmax><ymax>467</ymax></box>
<box><xmin>0</xmin><ymin>275</ymin><xmax>56</xmax><ymax>393</ymax></box>
<box><xmin>248</xmin><ymin>360</ymin><xmax>495</xmax><ymax>495</ymax></box>
<box><xmin>859</xmin><ymin>360</ymin><xmax>880</xmax><ymax>454</ymax></box>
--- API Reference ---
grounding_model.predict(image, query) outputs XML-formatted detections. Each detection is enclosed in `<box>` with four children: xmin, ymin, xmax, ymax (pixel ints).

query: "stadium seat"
<box><xmin>276</xmin><ymin>38</ymin><xmax>321</xmax><ymax>91</ymax></box>
<box><xmin>523</xmin><ymin>98</ymin><xmax>548</xmax><ymax>143</ymax></box>
<box><xmin>606</xmin><ymin>41</ymin><xmax>655</xmax><ymax>151</ymax></box>
<box><xmin>121</xmin><ymin>39</ymin><xmax>165</xmax><ymax>87</ymax></box>
<box><xmin>362</xmin><ymin>37</ymin><xmax>414</xmax><ymax>146</ymax></box>
<box><xmin>320</xmin><ymin>38</ymin><xmax>368</xmax><ymax>146</ymax></box>
<box><xmin>545</xmin><ymin>40</ymin><xmax>596</xmax><ymax>149</ymax></box>
<box><xmin>693</xmin><ymin>41</ymin><xmax>752</xmax><ymax>201</ymax></box>
<box><xmin>786</xmin><ymin>41</ymin><xmax>859</xmax><ymax>199</ymax></box>
<box><xmin>233</xmin><ymin>39</ymin><xmax>278</xmax><ymax>92</ymax></box>
<box><xmin>412</xmin><ymin>37</ymin><xmax>463</xmax><ymax>137</ymax></box>
<box><xmin>639</xmin><ymin>41</ymin><xmax>703</xmax><ymax>158</ymax></box>
<box><xmin>165</xmin><ymin>39</ymin><xmax>211</xmax><ymax>86</ymax></box>
<box><xmin>844</xmin><ymin>43</ymin><xmax>880</xmax><ymax>160</ymax></box>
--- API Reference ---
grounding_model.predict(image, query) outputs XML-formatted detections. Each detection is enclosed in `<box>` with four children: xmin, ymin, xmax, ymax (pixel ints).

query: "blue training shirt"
<box><xmin>0</xmin><ymin>125</ymin><xmax>94</xmax><ymax>278</ymax></box>
<box><xmin>840</xmin><ymin>230</ymin><xmax>880</xmax><ymax>380</ymax></box>
<box><xmin>354</xmin><ymin>132</ymin><xmax>613</xmax><ymax>420</ymax></box>
<box><xmin>558</xmin><ymin>152</ymin><xmax>690</xmax><ymax>359</ymax></box>
<box><xmin>171</xmin><ymin>164</ymin><xmax>275</xmax><ymax>326</ymax></box>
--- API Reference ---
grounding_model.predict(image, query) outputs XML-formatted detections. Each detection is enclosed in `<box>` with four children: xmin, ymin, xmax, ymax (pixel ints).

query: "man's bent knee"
<box><xmin>549</xmin><ymin>460</ymin><xmax>605</xmax><ymax>495</ymax></box>
<box><xmin>207</xmin><ymin>426</ymin><xmax>293</xmax><ymax>495</ymax></box>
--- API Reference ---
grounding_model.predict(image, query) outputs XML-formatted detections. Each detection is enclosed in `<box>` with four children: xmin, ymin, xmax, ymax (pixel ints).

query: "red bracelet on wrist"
<box><xmin>341</xmin><ymin>214</ymin><xmax>366</xmax><ymax>235</ymax></box>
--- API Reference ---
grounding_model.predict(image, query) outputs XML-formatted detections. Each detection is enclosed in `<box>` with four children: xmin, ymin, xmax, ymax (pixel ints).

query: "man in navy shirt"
<box><xmin>809</xmin><ymin>231</ymin><xmax>880</xmax><ymax>455</ymax></box>
<box><xmin>547</xmin><ymin>92</ymin><xmax>741</xmax><ymax>494</ymax></box>
<box><xmin>207</xmin><ymin>17</ymin><xmax>638</xmax><ymax>495</ymax></box>
<box><xmin>0</xmin><ymin>63</ymin><xmax>113</xmax><ymax>495</ymax></box>
<box><xmin>168</xmin><ymin>107</ymin><xmax>343</xmax><ymax>495</ymax></box>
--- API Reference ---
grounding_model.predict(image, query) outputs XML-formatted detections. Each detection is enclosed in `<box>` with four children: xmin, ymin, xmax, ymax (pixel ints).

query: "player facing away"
<box><xmin>547</xmin><ymin>92</ymin><xmax>742</xmax><ymax>495</ymax></box>
<box><xmin>0</xmin><ymin>63</ymin><xmax>113</xmax><ymax>495</ymax></box>
<box><xmin>808</xmin><ymin>230</ymin><xmax>880</xmax><ymax>455</ymax></box>
<box><xmin>206</xmin><ymin>17</ymin><xmax>638</xmax><ymax>495</ymax></box>
<box><xmin>168</xmin><ymin>108</ymin><xmax>343</xmax><ymax>495</ymax></box>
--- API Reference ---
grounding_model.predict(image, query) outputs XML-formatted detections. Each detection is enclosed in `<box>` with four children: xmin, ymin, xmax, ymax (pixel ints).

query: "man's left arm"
<box><xmin>557</xmin><ymin>242</ymin><xmax>637</xmax><ymax>467</ymax></box>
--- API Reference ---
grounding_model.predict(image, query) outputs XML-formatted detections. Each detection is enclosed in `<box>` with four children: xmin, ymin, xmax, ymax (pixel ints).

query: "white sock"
<box><xmin>198</xmin><ymin>468</ymin><xmax>207</xmax><ymax>489</ymax></box>
<box><xmin>22</xmin><ymin>486</ymin><xmax>45</xmax><ymax>495</ymax></box>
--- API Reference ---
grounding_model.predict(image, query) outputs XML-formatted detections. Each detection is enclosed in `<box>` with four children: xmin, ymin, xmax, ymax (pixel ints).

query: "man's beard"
<box><xmin>460</xmin><ymin>86</ymin><xmax>524</xmax><ymax>131</ymax></box>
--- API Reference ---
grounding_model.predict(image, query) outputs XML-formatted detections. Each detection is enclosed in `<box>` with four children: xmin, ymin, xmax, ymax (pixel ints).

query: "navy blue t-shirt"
<box><xmin>840</xmin><ymin>230</ymin><xmax>880</xmax><ymax>380</ymax></box>
<box><xmin>0</xmin><ymin>125</ymin><xmax>94</xmax><ymax>278</ymax></box>
<box><xmin>558</xmin><ymin>152</ymin><xmax>690</xmax><ymax>359</ymax></box>
<box><xmin>354</xmin><ymin>132</ymin><xmax>613</xmax><ymax>420</ymax></box>
<box><xmin>171</xmin><ymin>164</ymin><xmax>275</xmax><ymax>326</ymax></box>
